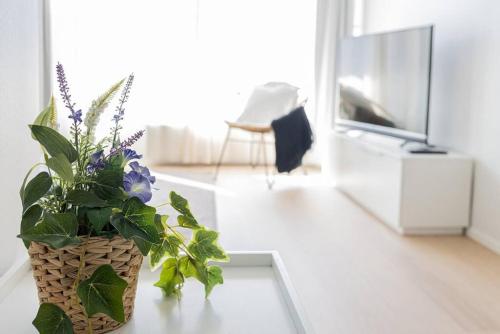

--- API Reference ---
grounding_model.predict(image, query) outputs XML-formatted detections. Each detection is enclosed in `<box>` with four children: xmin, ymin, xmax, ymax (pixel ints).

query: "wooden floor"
<box><xmin>154</xmin><ymin>165</ymin><xmax>500</xmax><ymax>334</ymax></box>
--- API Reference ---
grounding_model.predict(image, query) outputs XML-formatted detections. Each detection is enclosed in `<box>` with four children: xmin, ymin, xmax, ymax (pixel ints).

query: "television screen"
<box><xmin>336</xmin><ymin>26</ymin><xmax>433</xmax><ymax>142</ymax></box>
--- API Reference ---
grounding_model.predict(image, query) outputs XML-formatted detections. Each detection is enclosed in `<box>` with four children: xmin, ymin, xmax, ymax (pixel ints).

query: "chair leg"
<box><xmin>260</xmin><ymin>133</ymin><xmax>274</xmax><ymax>189</ymax></box>
<box><xmin>214</xmin><ymin>128</ymin><xmax>231</xmax><ymax>181</ymax></box>
<box><xmin>254</xmin><ymin>134</ymin><xmax>262</xmax><ymax>167</ymax></box>
<box><xmin>250</xmin><ymin>133</ymin><xmax>257</xmax><ymax>168</ymax></box>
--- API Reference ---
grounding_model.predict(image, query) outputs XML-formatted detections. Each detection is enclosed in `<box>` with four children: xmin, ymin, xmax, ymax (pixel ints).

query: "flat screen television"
<box><xmin>336</xmin><ymin>26</ymin><xmax>433</xmax><ymax>143</ymax></box>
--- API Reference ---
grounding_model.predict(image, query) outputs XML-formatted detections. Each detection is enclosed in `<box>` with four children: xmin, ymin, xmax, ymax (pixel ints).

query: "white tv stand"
<box><xmin>329</xmin><ymin>130</ymin><xmax>473</xmax><ymax>235</ymax></box>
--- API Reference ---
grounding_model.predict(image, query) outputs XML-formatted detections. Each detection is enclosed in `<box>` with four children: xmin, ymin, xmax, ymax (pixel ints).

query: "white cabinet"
<box><xmin>329</xmin><ymin>131</ymin><xmax>473</xmax><ymax>235</ymax></box>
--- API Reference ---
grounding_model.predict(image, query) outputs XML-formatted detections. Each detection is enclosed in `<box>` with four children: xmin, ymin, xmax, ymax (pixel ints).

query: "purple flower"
<box><xmin>68</xmin><ymin>109</ymin><xmax>82</xmax><ymax>124</ymax></box>
<box><xmin>120</xmin><ymin>130</ymin><xmax>145</xmax><ymax>149</ymax></box>
<box><xmin>112</xmin><ymin>74</ymin><xmax>134</xmax><ymax>124</ymax></box>
<box><xmin>129</xmin><ymin>161</ymin><xmax>156</xmax><ymax>184</ymax></box>
<box><xmin>123</xmin><ymin>171</ymin><xmax>152</xmax><ymax>203</ymax></box>
<box><xmin>123</xmin><ymin>149</ymin><xmax>142</xmax><ymax>162</ymax></box>
<box><xmin>108</xmin><ymin>130</ymin><xmax>145</xmax><ymax>159</ymax></box>
<box><xmin>113</xmin><ymin>113</ymin><xmax>123</xmax><ymax>122</ymax></box>
<box><xmin>56</xmin><ymin>63</ymin><xmax>81</xmax><ymax>124</ymax></box>
<box><xmin>86</xmin><ymin>150</ymin><xmax>104</xmax><ymax>173</ymax></box>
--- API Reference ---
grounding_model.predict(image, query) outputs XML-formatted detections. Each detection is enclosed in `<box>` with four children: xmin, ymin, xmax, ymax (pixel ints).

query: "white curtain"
<box><xmin>314</xmin><ymin>0</ymin><xmax>345</xmax><ymax>169</ymax></box>
<box><xmin>49</xmin><ymin>0</ymin><xmax>317</xmax><ymax>165</ymax></box>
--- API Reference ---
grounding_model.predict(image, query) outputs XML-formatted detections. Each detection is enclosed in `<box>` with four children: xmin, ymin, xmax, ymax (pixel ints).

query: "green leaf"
<box><xmin>149</xmin><ymin>235</ymin><xmax>182</xmax><ymax>271</ymax></box>
<box><xmin>18</xmin><ymin>212</ymin><xmax>80</xmax><ymax>249</ymax></box>
<box><xmin>187</xmin><ymin>229</ymin><xmax>228</xmax><ymax>263</ymax></box>
<box><xmin>20</xmin><ymin>204</ymin><xmax>43</xmax><ymax>248</ymax></box>
<box><xmin>178</xmin><ymin>255</ymin><xmax>201</xmax><ymax>280</ymax></box>
<box><xmin>77</xmin><ymin>264</ymin><xmax>128</xmax><ymax>323</ymax></box>
<box><xmin>177</xmin><ymin>215</ymin><xmax>199</xmax><ymax>229</ymax></box>
<box><xmin>169</xmin><ymin>191</ymin><xmax>191</xmax><ymax>215</ymax></box>
<box><xmin>86</xmin><ymin>207</ymin><xmax>112</xmax><ymax>232</ymax></box>
<box><xmin>22</xmin><ymin>171</ymin><xmax>52</xmax><ymax>211</ymax></box>
<box><xmin>32</xmin><ymin>303</ymin><xmax>73</xmax><ymax>334</ymax></box>
<box><xmin>19</xmin><ymin>163</ymin><xmax>44</xmax><ymax>200</ymax></box>
<box><xmin>154</xmin><ymin>258</ymin><xmax>184</xmax><ymax>297</ymax></box>
<box><xmin>110</xmin><ymin>215</ymin><xmax>153</xmax><ymax>255</ymax></box>
<box><xmin>153</xmin><ymin>214</ymin><xmax>168</xmax><ymax>236</ymax></box>
<box><xmin>30</xmin><ymin>125</ymin><xmax>78</xmax><ymax>163</ymax></box>
<box><xmin>178</xmin><ymin>256</ymin><xmax>224</xmax><ymax>297</ymax></box>
<box><xmin>94</xmin><ymin>169</ymin><xmax>125</xmax><ymax>200</ymax></box>
<box><xmin>46</xmin><ymin>154</ymin><xmax>73</xmax><ymax>183</ymax></box>
<box><xmin>123</xmin><ymin>197</ymin><xmax>156</xmax><ymax>225</ymax></box>
<box><xmin>170</xmin><ymin>192</ymin><xmax>200</xmax><ymax>229</ymax></box>
<box><xmin>205</xmin><ymin>265</ymin><xmax>224</xmax><ymax>297</ymax></box>
<box><xmin>131</xmin><ymin>237</ymin><xmax>154</xmax><ymax>257</ymax></box>
<box><xmin>110</xmin><ymin>197</ymin><xmax>160</xmax><ymax>255</ymax></box>
<box><xmin>66</xmin><ymin>190</ymin><xmax>107</xmax><ymax>207</ymax></box>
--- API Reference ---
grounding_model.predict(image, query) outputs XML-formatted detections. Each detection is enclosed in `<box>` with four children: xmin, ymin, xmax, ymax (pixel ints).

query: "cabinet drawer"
<box><xmin>335</xmin><ymin>138</ymin><xmax>402</xmax><ymax>228</ymax></box>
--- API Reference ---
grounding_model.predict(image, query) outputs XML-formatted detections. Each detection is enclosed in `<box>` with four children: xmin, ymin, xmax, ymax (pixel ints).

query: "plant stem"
<box><xmin>166</xmin><ymin>225</ymin><xmax>196</xmax><ymax>259</ymax></box>
<box><xmin>71</xmin><ymin>232</ymin><xmax>91</xmax><ymax>306</ymax></box>
<box><xmin>87</xmin><ymin>316</ymin><xmax>93</xmax><ymax>334</ymax></box>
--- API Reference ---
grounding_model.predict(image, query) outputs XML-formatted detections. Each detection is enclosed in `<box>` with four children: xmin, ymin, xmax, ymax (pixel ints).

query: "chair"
<box><xmin>214</xmin><ymin>82</ymin><xmax>300</xmax><ymax>188</ymax></box>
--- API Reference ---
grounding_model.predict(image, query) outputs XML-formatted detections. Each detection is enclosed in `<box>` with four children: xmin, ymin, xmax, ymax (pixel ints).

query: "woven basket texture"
<box><xmin>28</xmin><ymin>236</ymin><xmax>143</xmax><ymax>334</ymax></box>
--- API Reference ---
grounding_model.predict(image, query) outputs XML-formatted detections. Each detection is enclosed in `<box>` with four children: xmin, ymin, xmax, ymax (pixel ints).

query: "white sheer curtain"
<box><xmin>49</xmin><ymin>0</ymin><xmax>316</xmax><ymax>164</ymax></box>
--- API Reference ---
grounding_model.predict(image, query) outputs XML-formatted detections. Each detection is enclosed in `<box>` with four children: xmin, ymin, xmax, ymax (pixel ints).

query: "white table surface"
<box><xmin>0</xmin><ymin>252</ymin><xmax>309</xmax><ymax>334</ymax></box>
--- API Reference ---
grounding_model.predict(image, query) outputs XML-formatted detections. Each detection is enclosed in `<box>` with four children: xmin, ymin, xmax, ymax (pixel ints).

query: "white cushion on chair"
<box><xmin>237</xmin><ymin>82</ymin><xmax>299</xmax><ymax>125</ymax></box>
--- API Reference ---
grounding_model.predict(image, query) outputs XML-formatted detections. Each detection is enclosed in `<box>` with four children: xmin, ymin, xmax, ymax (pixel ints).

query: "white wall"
<box><xmin>0</xmin><ymin>0</ymin><xmax>44</xmax><ymax>275</ymax></box>
<box><xmin>358</xmin><ymin>0</ymin><xmax>500</xmax><ymax>251</ymax></box>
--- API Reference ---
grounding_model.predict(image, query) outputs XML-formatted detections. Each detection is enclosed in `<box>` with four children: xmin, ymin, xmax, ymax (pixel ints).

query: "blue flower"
<box><xmin>86</xmin><ymin>150</ymin><xmax>104</xmax><ymax>173</ymax></box>
<box><xmin>123</xmin><ymin>171</ymin><xmax>152</xmax><ymax>203</ymax></box>
<box><xmin>129</xmin><ymin>161</ymin><xmax>156</xmax><ymax>184</ymax></box>
<box><xmin>68</xmin><ymin>109</ymin><xmax>82</xmax><ymax>123</ymax></box>
<box><xmin>123</xmin><ymin>149</ymin><xmax>142</xmax><ymax>162</ymax></box>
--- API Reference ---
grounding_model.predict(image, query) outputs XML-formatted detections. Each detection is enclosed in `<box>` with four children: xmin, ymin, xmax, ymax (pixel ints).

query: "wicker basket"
<box><xmin>28</xmin><ymin>236</ymin><xmax>143</xmax><ymax>334</ymax></box>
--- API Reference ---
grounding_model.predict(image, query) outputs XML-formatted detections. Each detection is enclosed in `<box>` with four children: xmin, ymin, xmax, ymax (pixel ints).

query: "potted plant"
<box><xmin>17</xmin><ymin>63</ymin><xmax>228</xmax><ymax>334</ymax></box>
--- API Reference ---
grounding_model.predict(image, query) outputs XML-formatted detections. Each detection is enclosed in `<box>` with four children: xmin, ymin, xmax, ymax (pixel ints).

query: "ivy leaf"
<box><xmin>187</xmin><ymin>229</ymin><xmax>228</xmax><ymax>263</ymax></box>
<box><xmin>18</xmin><ymin>212</ymin><xmax>80</xmax><ymax>249</ymax></box>
<box><xmin>177</xmin><ymin>215</ymin><xmax>199</xmax><ymax>229</ymax></box>
<box><xmin>20</xmin><ymin>204</ymin><xmax>43</xmax><ymax>248</ymax></box>
<box><xmin>149</xmin><ymin>235</ymin><xmax>182</xmax><ymax>271</ymax></box>
<box><xmin>170</xmin><ymin>191</ymin><xmax>200</xmax><ymax>229</ymax></box>
<box><xmin>153</xmin><ymin>214</ymin><xmax>168</xmax><ymax>236</ymax></box>
<box><xmin>110</xmin><ymin>197</ymin><xmax>160</xmax><ymax>255</ymax></box>
<box><xmin>77</xmin><ymin>264</ymin><xmax>128</xmax><ymax>322</ymax></box>
<box><xmin>123</xmin><ymin>197</ymin><xmax>156</xmax><ymax>225</ymax></box>
<box><xmin>94</xmin><ymin>169</ymin><xmax>126</xmax><ymax>200</ymax></box>
<box><xmin>66</xmin><ymin>190</ymin><xmax>107</xmax><ymax>207</ymax></box>
<box><xmin>30</xmin><ymin>125</ymin><xmax>78</xmax><ymax>163</ymax></box>
<box><xmin>32</xmin><ymin>303</ymin><xmax>73</xmax><ymax>334</ymax></box>
<box><xmin>110</xmin><ymin>215</ymin><xmax>154</xmax><ymax>255</ymax></box>
<box><xmin>154</xmin><ymin>258</ymin><xmax>184</xmax><ymax>297</ymax></box>
<box><xmin>22</xmin><ymin>171</ymin><xmax>52</xmax><ymax>211</ymax></box>
<box><xmin>86</xmin><ymin>207</ymin><xmax>112</xmax><ymax>232</ymax></box>
<box><xmin>178</xmin><ymin>256</ymin><xmax>224</xmax><ymax>297</ymax></box>
<box><xmin>178</xmin><ymin>255</ymin><xmax>201</xmax><ymax>280</ymax></box>
<box><xmin>46</xmin><ymin>154</ymin><xmax>74</xmax><ymax>183</ymax></box>
<box><xmin>205</xmin><ymin>266</ymin><xmax>224</xmax><ymax>297</ymax></box>
<box><xmin>169</xmin><ymin>191</ymin><xmax>191</xmax><ymax>215</ymax></box>
<box><xmin>164</xmin><ymin>235</ymin><xmax>182</xmax><ymax>257</ymax></box>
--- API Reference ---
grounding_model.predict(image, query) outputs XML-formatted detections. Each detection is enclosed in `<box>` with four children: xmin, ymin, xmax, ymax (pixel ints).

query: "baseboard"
<box><xmin>467</xmin><ymin>227</ymin><xmax>500</xmax><ymax>255</ymax></box>
<box><xmin>400</xmin><ymin>226</ymin><xmax>464</xmax><ymax>236</ymax></box>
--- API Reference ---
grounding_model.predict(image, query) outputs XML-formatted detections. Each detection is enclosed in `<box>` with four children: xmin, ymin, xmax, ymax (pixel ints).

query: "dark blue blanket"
<box><xmin>271</xmin><ymin>106</ymin><xmax>313</xmax><ymax>173</ymax></box>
